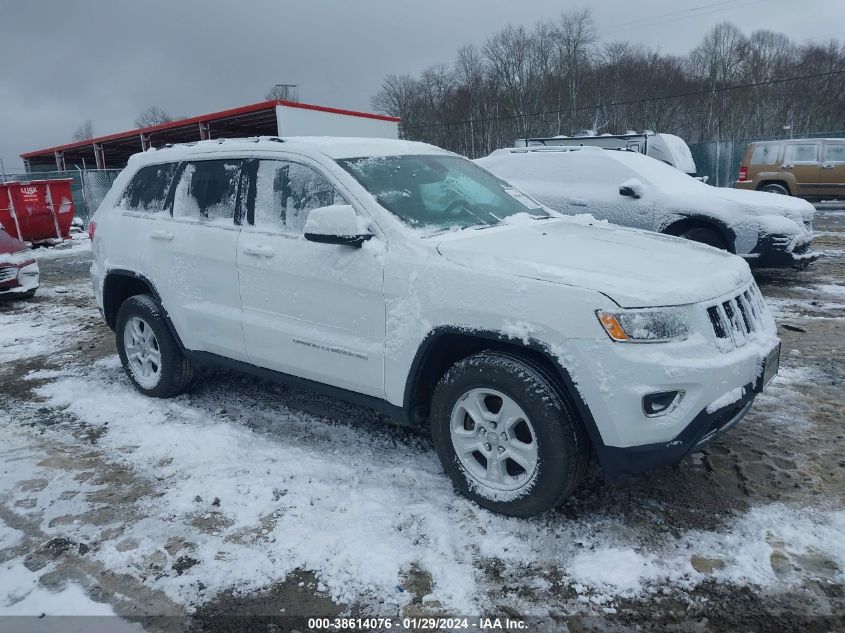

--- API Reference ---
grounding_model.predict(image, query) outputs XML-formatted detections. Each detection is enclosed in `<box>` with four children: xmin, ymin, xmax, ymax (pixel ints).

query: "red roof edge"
<box><xmin>21</xmin><ymin>99</ymin><xmax>401</xmax><ymax>159</ymax></box>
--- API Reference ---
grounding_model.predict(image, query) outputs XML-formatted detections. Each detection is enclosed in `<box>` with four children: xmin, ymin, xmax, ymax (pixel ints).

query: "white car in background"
<box><xmin>476</xmin><ymin>146</ymin><xmax>818</xmax><ymax>268</ymax></box>
<box><xmin>90</xmin><ymin>137</ymin><xmax>780</xmax><ymax>517</ymax></box>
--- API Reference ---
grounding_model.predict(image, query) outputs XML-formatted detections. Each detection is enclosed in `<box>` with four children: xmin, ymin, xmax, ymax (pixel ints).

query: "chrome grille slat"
<box><xmin>708</xmin><ymin>282</ymin><xmax>768</xmax><ymax>352</ymax></box>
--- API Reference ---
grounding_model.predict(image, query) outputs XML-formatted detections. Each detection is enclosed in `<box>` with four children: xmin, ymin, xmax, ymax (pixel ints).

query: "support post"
<box><xmin>54</xmin><ymin>151</ymin><xmax>65</xmax><ymax>171</ymax></box>
<box><xmin>198</xmin><ymin>120</ymin><xmax>210</xmax><ymax>140</ymax></box>
<box><xmin>94</xmin><ymin>143</ymin><xmax>105</xmax><ymax>169</ymax></box>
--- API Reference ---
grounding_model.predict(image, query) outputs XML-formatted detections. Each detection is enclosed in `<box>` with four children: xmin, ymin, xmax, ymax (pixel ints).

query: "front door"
<box><xmin>820</xmin><ymin>141</ymin><xmax>845</xmax><ymax>198</ymax></box>
<box><xmin>783</xmin><ymin>142</ymin><xmax>821</xmax><ymax>197</ymax></box>
<box><xmin>237</xmin><ymin>158</ymin><xmax>386</xmax><ymax>397</ymax></box>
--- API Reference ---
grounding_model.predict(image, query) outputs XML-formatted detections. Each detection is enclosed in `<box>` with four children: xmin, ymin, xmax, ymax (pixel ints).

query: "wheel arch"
<box><xmin>756</xmin><ymin>179</ymin><xmax>793</xmax><ymax>195</ymax></box>
<box><xmin>403</xmin><ymin>327</ymin><xmax>604</xmax><ymax>451</ymax></box>
<box><xmin>660</xmin><ymin>216</ymin><xmax>736</xmax><ymax>253</ymax></box>
<box><xmin>102</xmin><ymin>270</ymin><xmax>185</xmax><ymax>349</ymax></box>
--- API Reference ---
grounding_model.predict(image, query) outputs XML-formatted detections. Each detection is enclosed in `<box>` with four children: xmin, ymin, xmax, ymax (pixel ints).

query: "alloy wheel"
<box><xmin>449</xmin><ymin>388</ymin><xmax>539</xmax><ymax>493</ymax></box>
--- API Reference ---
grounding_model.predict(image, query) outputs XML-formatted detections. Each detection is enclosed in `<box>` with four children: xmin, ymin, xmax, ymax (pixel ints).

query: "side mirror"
<box><xmin>619</xmin><ymin>178</ymin><xmax>644</xmax><ymax>199</ymax></box>
<box><xmin>304</xmin><ymin>204</ymin><xmax>373</xmax><ymax>247</ymax></box>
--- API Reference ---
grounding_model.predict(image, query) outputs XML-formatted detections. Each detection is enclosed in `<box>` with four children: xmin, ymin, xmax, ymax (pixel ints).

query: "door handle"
<box><xmin>150</xmin><ymin>230</ymin><xmax>174</xmax><ymax>241</ymax></box>
<box><xmin>821</xmin><ymin>164</ymin><xmax>835</xmax><ymax>169</ymax></box>
<box><xmin>243</xmin><ymin>245</ymin><xmax>274</xmax><ymax>258</ymax></box>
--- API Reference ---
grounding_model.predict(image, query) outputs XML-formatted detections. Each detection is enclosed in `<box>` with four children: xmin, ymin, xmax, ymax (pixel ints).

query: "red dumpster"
<box><xmin>0</xmin><ymin>179</ymin><xmax>76</xmax><ymax>243</ymax></box>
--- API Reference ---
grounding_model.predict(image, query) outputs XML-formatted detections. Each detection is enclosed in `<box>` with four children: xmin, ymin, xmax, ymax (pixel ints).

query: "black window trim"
<box><xmin>166</xmin><ymin>157</ymin><xmax>249</xmax><ymax>226</ymax></box>
<box><xmin>242</xmin><ymin>157</ymin><xmax>351</xmax><ymax>232</ymax></box>
<box><xmin>118</xmin><ymin>161</ymin><xmax>180</xmax><ymax>214</ymax></box>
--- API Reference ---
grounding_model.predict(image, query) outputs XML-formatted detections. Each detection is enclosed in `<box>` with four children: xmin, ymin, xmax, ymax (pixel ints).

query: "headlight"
<box><xmin>596</xmin><ymin>308</ymin><xmax>690</xmax><ymax>343</ymax></box>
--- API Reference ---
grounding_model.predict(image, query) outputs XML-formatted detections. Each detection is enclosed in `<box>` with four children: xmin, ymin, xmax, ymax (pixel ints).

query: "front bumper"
<box><xmin>744</xmin><ymin>233</ymin><xmax>819</xmax><ymax>269</ymax></box>
<box><xmin>0</xmin><ymin>261</ymin><xmax>39</xmax><ymax>298</ymax></box>
<box><xmin>566</xmin><ymin>281</ymin><xmax>779</xmax><ymax>477</ymax></box>
<box><xmin>599</xmin><ymin>386</ymin><xmax>756</xmax><ymax>476</ymax></box>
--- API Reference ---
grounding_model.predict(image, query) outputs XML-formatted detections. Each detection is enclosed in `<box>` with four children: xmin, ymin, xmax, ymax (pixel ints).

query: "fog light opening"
<box><xmin>643</xmin><ymin>390</ymin><xmax>685</xmax><ymax>417</ymax></box>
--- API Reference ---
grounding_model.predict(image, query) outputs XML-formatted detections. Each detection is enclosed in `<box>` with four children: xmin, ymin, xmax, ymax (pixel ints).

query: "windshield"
<box><xmin>337</xmin><ymin>154</ymin><xmax>549</xmax><ymax>232</ymax></box>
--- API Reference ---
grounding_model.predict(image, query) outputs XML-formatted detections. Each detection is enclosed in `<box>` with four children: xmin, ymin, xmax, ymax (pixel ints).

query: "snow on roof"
<box><xmin>127</xmin><ymin>136</ymin><xmax>448</xmax><ymax>167</ymax></box>
<box><xmin>280</xmin><ymin>136</ymin><xmax>448</xmax><ymax>159</ymax></box>
<box><xmin>481</xmin><ymin>145</ymin><xmax>687</xmax><ymax>188</ymax></box>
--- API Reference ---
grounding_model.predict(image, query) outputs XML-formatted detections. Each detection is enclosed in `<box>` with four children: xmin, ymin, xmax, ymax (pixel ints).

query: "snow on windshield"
<box><xmin>337</xmin><ymin>154</ymin><xmax>548</xmax><ymax>232</ymax></box>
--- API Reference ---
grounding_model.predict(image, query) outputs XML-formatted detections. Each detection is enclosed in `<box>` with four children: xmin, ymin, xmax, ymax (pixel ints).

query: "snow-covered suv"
<box><xmin>90</xmin><ymin>137</ymin><xmax>781</xmax><ymax>517</ymax></box>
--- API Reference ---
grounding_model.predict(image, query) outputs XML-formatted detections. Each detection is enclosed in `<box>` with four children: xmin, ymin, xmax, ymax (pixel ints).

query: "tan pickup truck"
<box><xmin>733</xmin><ymin>138</ymin><xmax>845</xmax><ymax>200</ymax></box>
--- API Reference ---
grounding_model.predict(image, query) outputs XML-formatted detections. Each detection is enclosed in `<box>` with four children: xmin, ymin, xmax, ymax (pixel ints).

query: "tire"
<box><xmin>20</xmin><ymin>289</ymin><xmax>36</xmax><ymax>299</ymax></box>
<box><xmin>678</xmin><ymin>226</ymin><xmax>730</xmax><ymax>251</ymax></box>
<box><xmin>430</xmin><ymin>351</ymin><xmax>589</xmax><ymax>517</ymax></box>
<box><xmin>115</xmin><ymin>294</ymin><xmax>194</xmax><ymax>398</ymax></box>
<box><xmin>760</xmin><ymin>183</ymin><xmax>790</xmax><ymax>196</ymax></box>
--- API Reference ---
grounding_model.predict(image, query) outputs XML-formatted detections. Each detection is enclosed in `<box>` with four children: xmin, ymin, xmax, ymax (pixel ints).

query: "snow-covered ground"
<box><xmin>1</xmin><ymin>214</ymin><xmax>844</xmax><ymax>628</ymax></box>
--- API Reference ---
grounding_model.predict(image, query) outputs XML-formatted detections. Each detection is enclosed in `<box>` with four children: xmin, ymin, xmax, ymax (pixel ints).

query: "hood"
<box><xmin>686</xmin><ymin>186</ymin><xmax>814</xmax><ymax>229</ymax></box>
<box><xmin>0</xmin><ymin>228</ymin><xmax>28</xmax><ymax>256</ymax></box>
<box><xmin>435</xmin><ymin>218</ymin><xmax>752</xmax><ymax>308</ymax></box>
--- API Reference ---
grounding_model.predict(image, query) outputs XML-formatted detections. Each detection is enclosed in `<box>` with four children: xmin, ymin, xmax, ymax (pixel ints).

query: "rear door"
<box><xmin>820</xmin><ymin>141</ymin><xmax>845</xmax><ymax>198</ymax></box>
<box><xmin>783</xmin><ymin>142</ymin><xmax>821</xmax><ymax>197</ymax></box>
<box><xmin>142</xmin><ymin>157</ymin><xmax>248</xmax><ymax>361</ymax></box>
<box><xmin>237</xmin><ymin>156</ymin><xmax>386</xmax><ymax>396</ymax></box>
<box><xmin>111</xmin><ymin>162</ymin><xmax>179</xmax><ymax>275</ymax></box>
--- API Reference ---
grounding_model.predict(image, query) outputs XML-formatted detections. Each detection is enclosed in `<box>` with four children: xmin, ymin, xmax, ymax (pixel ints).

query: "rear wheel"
<box><xmin>678</xmin><ymin>226</ymin><xmax>730</xmax><ymax>251</ymax></box>
<box><xmin>115</xmin><ymin>294</ymin><xmax>194</xmax><ymax>398</ymax></box>
<box><xmin>760</xmin><ymin>183</ymin><xmax>790</xmax><ymax>196</ymax></box>
<box><xmin>430</xmin><ymin>351</ymin><xmax>589</xmax><ymax>517</ymax></box>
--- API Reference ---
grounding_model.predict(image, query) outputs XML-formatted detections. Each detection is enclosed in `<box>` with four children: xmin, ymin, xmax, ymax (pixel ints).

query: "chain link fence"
<box><xmin>1</xmin><ymin>168</ymin><xmax>122</xmax><ymax>225</ymax></box>
<box><xmin>689</xmin><ymin>131</ymin><xmax>845</xmax><ymax>188</ymax></box>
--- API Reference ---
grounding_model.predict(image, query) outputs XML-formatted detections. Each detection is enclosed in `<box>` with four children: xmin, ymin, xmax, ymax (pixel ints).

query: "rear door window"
<box><xmin>172</xmin><ymin>159</ymin><xmax>246</xmax><ymax>224</ymax></box>
<box><xmin>784</xmin><ymin>143</ymin><xmax>819</xmax><ymax>164</ymax></box>
<box><xmin>119</xmin><ymin>163</ymin><xmax>178</xmax><ymax>212</ymax></box>
<box><xmin>750</xmin><ymin>143</ymin><xmax>780</xmax><ymax>165</ymax></box>
<box><xmin>251</xmin><ymin>160</ymin><xmax>344</xmax><ymax>233</ymax></box>
<box><xmin>823</xmin><ymin>143</ymin><xmax>845</xmax><ymax>163</ymax></box>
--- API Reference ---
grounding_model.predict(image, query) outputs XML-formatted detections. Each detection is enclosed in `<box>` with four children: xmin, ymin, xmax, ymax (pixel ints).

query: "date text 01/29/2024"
<box><xmin>307</xmin><ymin>617</ymin><xmax>528</xmax><ymax>630</ymax></box>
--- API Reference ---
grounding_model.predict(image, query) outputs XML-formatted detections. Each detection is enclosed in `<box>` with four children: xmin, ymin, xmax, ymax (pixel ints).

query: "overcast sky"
<box><xmin>1</xmin><ymin>0</ymin><xmax>842</xmax><ymax>171</ymax></box>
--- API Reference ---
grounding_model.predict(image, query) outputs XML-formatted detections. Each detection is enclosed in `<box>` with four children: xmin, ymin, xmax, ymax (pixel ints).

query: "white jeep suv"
<box><xmin>89</xmin><ymin>137</ymin><xmax>780</xmax><ymax>517</ymax></box>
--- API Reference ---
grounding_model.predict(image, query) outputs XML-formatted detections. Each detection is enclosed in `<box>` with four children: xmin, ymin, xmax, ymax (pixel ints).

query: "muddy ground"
<box><xmin>1</xmin><ymin>210</ymin><xmax>844</xmax><ymax>632</ymax></box>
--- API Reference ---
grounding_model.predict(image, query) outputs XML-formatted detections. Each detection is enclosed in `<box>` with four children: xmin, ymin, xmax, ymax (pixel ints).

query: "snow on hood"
<box><xmin>435</xmin><ymin>218</ymin><xmax>752</xmax><ymax>308</ymax></box>
<box><xmin>0</xmin><ymin>228</ymin><xmax>29</xmax><ymax>256</ymax></box>
<box><xmin>688</xmin><ymin>185</ymin><xmax>813</xmax><ymax>228</ymax></box>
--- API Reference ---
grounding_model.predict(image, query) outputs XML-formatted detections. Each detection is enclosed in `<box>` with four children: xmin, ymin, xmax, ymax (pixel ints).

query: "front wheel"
<box><xmin>678</xmin><ymin>226</ymin><xmax>730</xmax><ymax>251</ymax></box>
<box><xmin>115</xmin><ymin>294</ymin><xmax>194</xmax><ymax>398</ymax></box>
<box><xmin>430</xmin><ymin>351</ymin><xmax>589</xmax><ymax>517</ymax></box>
<box><xmin>760</xmin><ymin>183</ymin><xmax>790</xmax><ymax>196</ymax></box>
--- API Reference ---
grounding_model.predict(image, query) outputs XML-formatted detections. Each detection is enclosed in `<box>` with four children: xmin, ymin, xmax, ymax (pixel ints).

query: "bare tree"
<box><xmin>369</xmin><ymin>15</ymin><xmax>844</xmax><ymax>157</ymax></box>
<box><xmin>72</xmin><ymin>120</ymin><xmax>94</xmax><ymax>141</ymax></box>
<box><xmin>483</xmin><ymin>24</ymin><xmax>541</xmax><ymax>139</ymax></box>
<box><xmin>265</xmin><ymin>84</ymin><xmax>300</xmax><ymax>102</ymax></box>
<box><xmin>135</xmin><ymin>105</ymin><xmax>174</xmax><ymax>128</ymax></box>
<box><xmin>554</xmin><ymin>8</ymin><xmax>597</xmax><ymax>131</ymax></box>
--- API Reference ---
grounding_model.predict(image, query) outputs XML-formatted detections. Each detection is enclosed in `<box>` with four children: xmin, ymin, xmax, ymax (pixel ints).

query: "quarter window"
<box><xmin>118</xmin><ymin>163</ymin><xmax>178</xmax><ymax>213</ymax></box>
<box><xmin>823</xmin><ymin>143</ymin><xmax>845</xmax><ymax>163</ymax></box>
<box><xmin>172</xmin><ymin>159</ymin><xmax>245</xmax><ymax>223</ymax></box>
<box><xmin>784</xmin><ymin>143</ymin><xmax>819</xmax><ymax>163</ymax></box>
<box><xmin>253</xmin><ymin>160</ymin><xmax>344</xmax><ymax>233</ymax></box>
<box><xmin>750</xmin><ymin>143</ymin><xmax>780</xmax><ymax>165</ymax></box>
